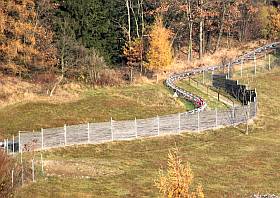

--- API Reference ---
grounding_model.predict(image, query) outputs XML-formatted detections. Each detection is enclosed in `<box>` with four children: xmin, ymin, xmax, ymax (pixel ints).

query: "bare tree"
<box><xmin>125</xmin><ymin>0</ymin><xmax>131</xmax><ymax>42</ymax></box>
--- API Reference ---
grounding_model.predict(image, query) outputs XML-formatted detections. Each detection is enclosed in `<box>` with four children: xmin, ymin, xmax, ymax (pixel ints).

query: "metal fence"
<box><xmin>12</xmin><ymin>102</ymin><xmax>257</xmax><ymax>153</ymax></box>
<box><xmin>3</xmin><ymin>41</ymin><xmax>279</xmax><ymax>153</ymax></box>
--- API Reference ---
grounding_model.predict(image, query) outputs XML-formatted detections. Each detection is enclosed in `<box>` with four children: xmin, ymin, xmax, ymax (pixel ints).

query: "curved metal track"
<box><xmin>165</xmin><ymin>42</ymin><xmax>280</xmax><ymax>113</ymax></box>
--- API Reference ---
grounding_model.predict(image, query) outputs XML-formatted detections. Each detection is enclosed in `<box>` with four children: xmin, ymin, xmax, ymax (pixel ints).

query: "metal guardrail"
<box><xmin>165</xmin><ymin>41</ymin><xmax>280</xmax><ymax>113</ymax></box>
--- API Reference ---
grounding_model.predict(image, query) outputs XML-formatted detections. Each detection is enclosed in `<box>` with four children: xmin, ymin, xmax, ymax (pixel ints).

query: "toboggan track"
<box><xmin>165</xmin><ymin>42</ymin><xmax>280</xmax><ymax>113</ymax></box>
<box><xmin>1</xmin><ymin>42</ymin><xmax>280</xmax><ymax>152</ymax></box>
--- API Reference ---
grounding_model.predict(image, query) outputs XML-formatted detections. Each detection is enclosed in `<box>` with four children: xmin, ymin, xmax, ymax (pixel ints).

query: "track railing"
<box><xmin>1</xmin><ymin>42</ymin><xmax>279</xmax><ymax>153</ymax></box>
<box><xmin>165</xmin><ymin>41</ymin><xmax>280</xmax><ymax>113</ymax></box>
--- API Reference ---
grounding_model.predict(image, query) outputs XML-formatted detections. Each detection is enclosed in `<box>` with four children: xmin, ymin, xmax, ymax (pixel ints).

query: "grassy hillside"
<box><xmin>0</xmin><ymin>83</ymin><xmax>196</xmax><ymax>138</ymax></box>
<box><xmin>16</xmin><ymin>66</ymin><xmax>280</xmax><ymax>197</ymax></box>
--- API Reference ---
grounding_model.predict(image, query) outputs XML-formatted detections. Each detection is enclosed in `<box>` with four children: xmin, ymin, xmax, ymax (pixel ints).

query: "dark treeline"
<box><xmin>0</xmin><ymin>0</ymin><xmax>279</xmax><ymax>86</ymax></box>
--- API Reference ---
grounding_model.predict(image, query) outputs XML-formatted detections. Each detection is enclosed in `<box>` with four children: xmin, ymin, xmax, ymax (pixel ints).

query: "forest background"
<box><xmin>0</xmin><ymin>0</ymin><xmax>279</xmax><ymax>92</ymax></box>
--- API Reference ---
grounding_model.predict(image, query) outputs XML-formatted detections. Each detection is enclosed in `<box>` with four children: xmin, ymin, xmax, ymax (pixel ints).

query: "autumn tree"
<box><xmin>0</xmin><ymin>0</ymin><xmax>57</xmax><ymax>76</ymax></box>
<box><xmin>123</xmin><ymin>38</ymin><xmax>144</xmax><ymax>80</ymax></box>
<box><xmin>155</xmin><ymin>147</ymin><xmax>204</xmax><ymax>198</ymax></box>
<box><xmin>146</xmin><ymin>17</ymin><xmax>173</xmax><ymax>71</ymax></box>
<box><xmin>257</xmin><ymin>5</ymin><xmax>280</xmax><ymax>39</ymax></box>
<box><xmin>270</xmin><ymin>10</ymin><xmax>280</xmax><ymax>39</ymax></box>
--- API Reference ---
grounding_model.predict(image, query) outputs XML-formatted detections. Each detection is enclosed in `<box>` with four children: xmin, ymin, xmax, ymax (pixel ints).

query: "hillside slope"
<box><xmin>16</xmin><ymin>66</ymin><xmax>280</xmax><ymax>197</ymax></box>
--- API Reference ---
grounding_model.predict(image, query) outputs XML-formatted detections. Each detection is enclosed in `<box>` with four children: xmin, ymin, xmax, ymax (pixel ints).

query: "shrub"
<box><xmin>94</xmin><ymin>69</ymin><xmax>123</xmax><ymax>86</ymax></box>
<box><xmin>0</xmin><ymin>150</ymin><xmax>21</xmax><ymax>197</ymax></box>
<box><xmin>155</xmin><ymin>147</ymin><xmax>204</xmax><ymax>198</ymax></box>
<box><xmin>33</xmin><ymin>73</ymin><xmax>57</xmax><ymax>84</ymax></box>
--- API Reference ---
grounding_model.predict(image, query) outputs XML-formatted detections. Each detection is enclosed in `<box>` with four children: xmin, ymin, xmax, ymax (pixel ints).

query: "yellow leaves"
<box><xmin>155</xmin><ymin>147</ymin><xmax>204</xmax><ymax>198</ymax></box>
<box><xmin>0</xmin><ymin>9</ymin><xmax>6</xmax><ymax>34</ymax></box>
<box><xmin>0</xmin><ymin>0</ymin><xmax>57</xmax><ymax>74</ymax></box>
<box><xmin>258</xmin><ymin>5</ymin><xmax>280</xmax><ymax>39</ymax></box>
<box><xmin>271</xmin><ymin>11</ymin><xmax>280</xmax><ymax>38</ymax></box>
<box><xmin>146</xmin><ymin>16</ymin><xmax>173</xmax><ymax>72</ymax></box>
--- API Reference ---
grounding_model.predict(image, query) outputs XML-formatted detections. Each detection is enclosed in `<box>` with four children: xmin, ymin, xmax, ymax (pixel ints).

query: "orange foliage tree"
<box><xmin>270</xmin><ymin>10</ymin><xmax>280</xmax><ymax>39</ymax></box>
<box><xmin>0</xmin><ymin>0</ymin><xmax>57</xmax><ymax>76</ymax></box>
<box><xmin>123</xmin><ymin>38</ymin><xmax>144</xmax><ymax>74</ymax></box>
<box><xmin>155</xmin><ymin>147</ymin><xmax>204</xmax><ymax>198</ymax></box>
<box><xmin>146</xmin><ymin>17</ymin><xmax>173</xmax><ymax>71</ymax></box>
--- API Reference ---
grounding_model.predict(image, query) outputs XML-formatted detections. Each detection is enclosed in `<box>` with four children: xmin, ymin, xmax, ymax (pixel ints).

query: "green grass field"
<box><xmin>15</xmin><ymin>66</ymin><xmax>280</xmax><ymax>197</ymax></box>
<box><xmin>176</xmin><ymin>80</ymin><xmax>230</xmax><ymax>109</ymax></box>
<box><xmin>0</xmin><ymin>83</ymin><xmax>195</xmax><ymax>138</ymax></box>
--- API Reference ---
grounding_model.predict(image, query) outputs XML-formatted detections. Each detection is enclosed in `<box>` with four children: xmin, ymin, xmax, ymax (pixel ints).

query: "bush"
<box><xmin>155</xmin><ymin>147</ymin><xmax>204</xmax><ymax>198</ymax></box>
<box><xmin>33</xmin><ymin>73</ymin><xmax>57</xmax><ymax>84</ymax></box>
<box><xmin>0</xmin><ymin>150</ymin><xmax>21</xmax><ymax>197</ymax></box>
<box><xmin>95</xmin><ymin>69</ymin><xmax>123</xmax><ymax>86</ymax></box>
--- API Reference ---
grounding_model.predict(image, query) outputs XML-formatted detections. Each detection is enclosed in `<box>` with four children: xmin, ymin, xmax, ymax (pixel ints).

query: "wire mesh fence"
<box><xmin>2</xmin><ymin>42</ymin><xmax>278</xmax><ymax>154</ymax></box>
<box><xmin>12</xmin><ymin>102</ymin><xmax>257</xmax><ymax>153</ymax></box>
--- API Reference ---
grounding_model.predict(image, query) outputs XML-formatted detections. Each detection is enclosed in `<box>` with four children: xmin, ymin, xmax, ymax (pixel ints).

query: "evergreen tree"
<box><xmin>52</xmin><ymin>0</ymin><xmax>124</xmax><ymax>62</ymax></box>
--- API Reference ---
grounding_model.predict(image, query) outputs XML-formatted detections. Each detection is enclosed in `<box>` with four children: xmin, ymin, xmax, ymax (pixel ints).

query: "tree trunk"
<box><xmin>130</xmin><ymin>67</ymin><xmax>133</xmax><ymax>82</ymax></box>
<box><xmin>199</xmin><ymin>0</ymin><xmax>204</xmax><ymax>59</ymax></box>
<box><xmin>205</xmin><ymin>31</ymin><xmax>212</xmax><ymax>52</ymax></box>
<box><xmin>188</xmin><ymin>22</ymin><xmax>193</xmax><ymax>62</ymax></box>
<box><xmin>199</xmin><ymin>20</ymin><xmax>203</xmax><ymax>59</ymax></box>
<box><xmin>50</xmin><ymin>75</ymin><xmax>64</xmax><ymax>97</ymax></box>
<box><xmin>215</xmin><ymin>1</ymin><xmax>226</xmax><ymax>52</ymax></box>
<box><xmin>131</xmin><ymin>1</ymin><xmax>140</xmax><ymax>38</ymax></box>
<box><xmin>126</xmin><ymin>0</ymin><xmax>131</xmax><ymax>42</ymax></box>
<box><xmin>140</xmin><ymin>0</ymin><xmax>145</xmax><ymax>36</ymax></box>
<box><xmin>187</xmin><ymin>0</ymin><xmax>193</xmax><ymax>62</ymax></box>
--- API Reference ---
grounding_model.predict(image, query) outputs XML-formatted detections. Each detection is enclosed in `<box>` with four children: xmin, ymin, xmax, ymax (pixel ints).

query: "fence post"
<box><xmin>254</xmin><ymin>52</ymin><xmax>257</xmax><ymax>76</ymax></box>
<box><xmin>4</xmin><ymin>139</ymin><xmax>5</xmax><ymax>153</ymax></box>
<box><xmin>6</xmin><ymin>139</ymin><xmax>8</xmax><ymax>154</ymax></box>
<box><xmin>20</xmin><ymin>150</ymin><xmax>23</xmax><ymax>165</ymax></box>
<box><xmin>248</xmin><ymin>102</ymin><xmax>251</xmax><ymax>118</ymax></box>
<box><xmin>19</xmin><ymin>131</ymin><xmax>21</xmax><ymax>154</ymax></box>
<box><xmin>268</xmin><ymin>54</ymin><xmax>271</xmax><ymax>70</ymax></box>
<box><xmin>135</xmin><ymin>118</ymin><xmax>138</xmax><ymax>138</ymax></box>
<box><xmin>32</xmin><ymin>159</ymin><xmax>35</xmax><ymax>182</ymax></box>
<box><xmin>227</xmin><ymin>63</ymin><xmax>230</xmax><ymax>78</ymax></box>
<box><xmin>157</xmin><ymin>115</ymin><xmax>160</xmax><ymax>136</ymax></box>
<box><xmin>21</xmin><ymin>164</ymin><xmax>24</xmax><ymax>186</ymax></box>
<box><xmin>241</xmin><ymin>58</ymin><xmax>243</xmax><ymax>77</ymax></box>
<box><xmin>215</xmin><ymin>108</ymin><xmax>218</xmax><ymax>128</ymax></box>
<box><xmin>254</xmin><ymin>89</ymin><xmax>258</xmax><ymax>115</ymax></box>
<box><xmin>64</xmin><ymin>124</ymin><xmax>67</xmax><ymax>146</ymax></box>
<box><xmin>202</xmin><ymin>69</ymin><xmax>205</xmax><ymax>84</ymax></box>
<box><xmin>41</xmin><ymin>128</ymin><xmax>44</xmax><ymax>150</ymax></box>
<box><xmin>87</xmin><ymin>123</ymin><xmax>90</xmax><ymax>144</ymax></box>
<box><xmin>12</xmin><ymin>169</ymin><xmax>14</xmax><ymax>187</ymax></box>
<box><xmin>197</xmin><ymin>111</ymin><xmax>200</xmax><ymax>133</ymax></box>
<box><xmin>41</xmin><ymin>153</ymin><xmax>44</xmax><ymax>175</ymax></box>
<box><xmin>111</xmin><ymin>117</ymin><xmax>113</xmax><ymax>141</ymax></box>
<box><xmin>232</xmin><ymin>106</ymin><xmax>235</xmax><ymax>124</ymax></box>
<box><xmin>178</xmin><ymin>113</ymin><xmax>181</xmax><ymax>133</ymax></box>
<box><xmin>12</xmin><ymin>135</ymin><xmax>14</xmax><ymax>155</ymax></box>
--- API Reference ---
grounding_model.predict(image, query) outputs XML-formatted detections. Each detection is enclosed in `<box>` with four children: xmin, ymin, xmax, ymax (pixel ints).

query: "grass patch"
<box><xmin>0</xmin><ymin>83</ymin><xmax>196</xmax><ymax>138</ymax></box>
<box><xmin>16</xmin><ymin>66</ymin><xmax>280</xmax><ymax>197</ymax></box>
<box><xmin>177</xmin><ymin>80</ymin><xmax>229</xmax><ymax>109</ymax></box>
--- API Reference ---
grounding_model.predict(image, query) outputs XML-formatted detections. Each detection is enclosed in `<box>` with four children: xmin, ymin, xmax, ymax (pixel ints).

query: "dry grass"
<box><xmin>170</xmin><ymin>39</ymin><xmax>269</xmax><ymax>74</ymax></box>
<box><xmin>0</xmin><ymin>39</ymin><xmax>268</xmax><ymax>108</ymax></box>
<box><xmin>15</xmin><ymin>65</ymin><xmax>280</xmax><ymax>198</ymax></box>
<box><xmin>0</xmin><ymin>75</ymin><xmax>84</xmax><ymax>108</ymax></box>
<box><xmin>0</xmin><ymin>82</ymin><xmax>194</xmax><ymax>138</ymax></box>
